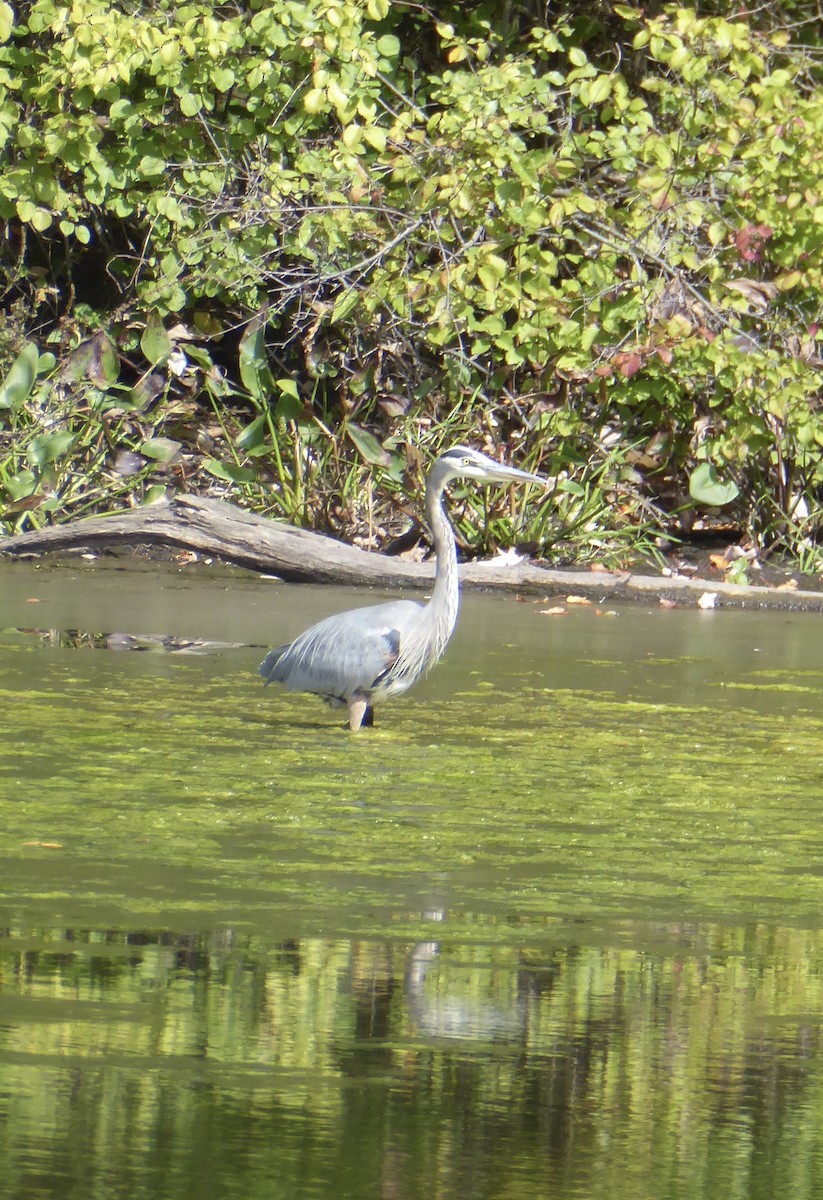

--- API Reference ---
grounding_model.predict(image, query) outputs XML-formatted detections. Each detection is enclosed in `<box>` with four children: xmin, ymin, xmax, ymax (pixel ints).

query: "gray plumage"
<box><xmin>259</xmin><ymin>445</ymin><xmax>544</xmax><ymax>730</ymax></box>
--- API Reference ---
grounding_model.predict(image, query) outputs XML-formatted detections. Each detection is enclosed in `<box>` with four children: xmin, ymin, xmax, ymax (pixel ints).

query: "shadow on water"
<box><xmin>1</xmin><ymin>559</ymin><xmax>822</xmax><ymax>1199</ymax></box>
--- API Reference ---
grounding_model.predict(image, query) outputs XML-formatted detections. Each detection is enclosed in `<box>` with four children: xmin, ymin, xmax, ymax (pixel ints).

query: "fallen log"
<box><xmin>2</xmin><ymin>494</ymin><xmax>822</xmax><ymax>611</ymax></box>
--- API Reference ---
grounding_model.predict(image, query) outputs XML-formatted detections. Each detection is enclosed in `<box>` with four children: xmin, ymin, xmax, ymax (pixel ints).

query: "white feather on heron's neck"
<box><xmin>418</xmin><ymin>460</ymin><xmax>461</xmax><ymax>663</ymax></box>
<box><xmin>384</xmin><ymin>456</ymin><xmax>461</xmax><ymax>688</ymax></box>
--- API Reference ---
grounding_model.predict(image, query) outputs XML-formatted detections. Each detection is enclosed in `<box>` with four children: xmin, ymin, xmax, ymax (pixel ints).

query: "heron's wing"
<box><xmin>259</xmin><ymin>600</ymin><xmax>422</xmax><ymax>700</ymax></box>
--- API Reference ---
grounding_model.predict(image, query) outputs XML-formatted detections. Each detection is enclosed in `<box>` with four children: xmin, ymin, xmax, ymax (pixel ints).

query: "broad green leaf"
<box><xmin>688</xmin><ymin>463</ymin><xmax>740</xmax><ymax>507</ymax></box>
<box><xmin>3</xmin><ymin>470</ymin><xmax>37</xmax><ymax>502</ymax></box>
<box><xmin>138</xmin><ymin>155</ymin><xmax>166</xmax><ymax>176</ymax></box>
<box><xmin>139</xmin><ymin>437</ymin><xmax>181</xmax><ymax>462</ymax></box>
<box><xmin>211</xmin><ymin>67</ymin><xmax>236</xmax><ymax>93</ymax></box>
<box><xmin>140</xmin><ymin>314</ymin><xmax>172</xmax><ymax>366</ymax></box>
<box><xmin>141</xmin><ymin>484</ymin><xmax>169</xmax><ymax>506</ymax></box>
<box><xmin>327</xmin><ymin>79</ymin><xmax>349</xmax><ymax>110</ymax></box>
<box><xmin>154</xmin><ymin>195</ymin><xmax>185</xmax><ymax>223</ymax></box>
<box><xmin>342</xmin><ymin>124</ymin><xmax>362</xmax><ymax>150</ymax></box>
<box><xmin>669</xmin><ymin>44</ymin><xmax>690</xmax><ymax>70</ymax></box>
<box><xmin>588</xmin><ymin>75</ymin><xmax>612</xmax><ymax>104</ymax></box>
<box><xmin>179</xmin><ymin>92</ymin><xmax>201</xmax><ymax>117</ymax></box>
<box><xmin>363</xmin><ymin>125</ymin><xmax>387</xmax><ymax>152</ymax></box>
<box><xmin>478</xmin><ymin>254</ymin><xmax>508</xmax><ymax>282</ymax></box>
<box><xmin>203</xmin><ymin>459</ymin><xmax>257</xmax><ymax>484</ymax></box>
<box><xmin>331</xmin><ymin>289</ymin><xmax>360</xmax><ymax>324</ymax></box>
<box><xmin>235</xmin><ymin>413</ymin><xmax>268</xmax><ymax>451</ymax></box>
<box><xmin>0</xmin><ymin>343</ymin><xmax>39</xmax><ymax>411</ymax></box>
<box><xmin>87</xmin><ymin>332</ymin><xmax>120</xmax><ymax>387</ymax></box>
<box><xmin>109</xmin><ymin>98</ymin><xmax>132</xmax><ymax>120</ymax></box>
<box><xmin>275</xmin><ymin>378</ymin><xmax>304</xmax><ymax>422</ymax></box>
<box><xmin>239</xmin><ymin>318</ymin><xmax>277</xmax><ymax>402</ymax></box>
<box><xmin>0</xmin><ymin>1</ymin><xmax>14</xmax><ymax>41</ymax></box>
<box><xmin>726</xmin><ymin>557</ymin><xmax>749</xmax><ymax>585</ymax></box>
<box><xmin>24</xmin><ymin>206</ymin><xmax>52</xmax><ymax>232</ymax></box>
<box><xmin>27</xmin><ymin>431</ymin><xmax>77</xmax><ymax>468</ymax></box>
<box><xmin>303</xmin><ymin>88</ymin><xmax>326</xmax><ymax>114</ymax></box>
<box><xmin>347</xmin><ymin>423</ymin><xmax>390</xmax><ymax>467</ymax></box>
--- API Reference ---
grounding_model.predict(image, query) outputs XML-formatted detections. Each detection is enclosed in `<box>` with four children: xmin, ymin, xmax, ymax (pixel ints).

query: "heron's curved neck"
<box><xmin>424</xmin><ymin>476</ymin><xmax>460</xmax><ymax>644</ymax></box>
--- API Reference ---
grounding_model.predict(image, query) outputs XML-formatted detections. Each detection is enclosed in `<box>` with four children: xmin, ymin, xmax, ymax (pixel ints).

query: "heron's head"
<box><xmin>432</xmin><ymin>445</ymin><xmax>545</xmax><ymax>490</ymax></box>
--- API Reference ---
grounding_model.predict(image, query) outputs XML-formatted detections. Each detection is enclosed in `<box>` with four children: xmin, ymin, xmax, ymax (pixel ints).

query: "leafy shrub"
<box><xmin>0</xmin><ymin>0</ymin><xmax>820</xmax><ymax>564</ymax></box>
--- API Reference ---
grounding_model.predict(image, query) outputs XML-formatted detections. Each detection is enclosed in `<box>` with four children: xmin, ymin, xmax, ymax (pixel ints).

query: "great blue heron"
<box><xmin>259</xmin><ymin>445</ymin><xmax>544</xmax><ymax>730</ymax></box>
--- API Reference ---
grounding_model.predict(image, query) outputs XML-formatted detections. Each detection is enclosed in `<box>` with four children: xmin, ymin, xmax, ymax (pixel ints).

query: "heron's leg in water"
<box><xmin>348</xmin><ymin>694</ymin><xmax>374</xmax><ymax>731</ymax></box>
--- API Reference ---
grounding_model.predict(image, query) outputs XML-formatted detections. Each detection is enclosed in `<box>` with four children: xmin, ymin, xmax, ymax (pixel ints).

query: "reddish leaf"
<box><xmin>733</xmin><ymin>224</ymin><xmax>773</xmax><ymax>263</ymax></box>
<box><xmin>617</xmin><ymin>353</ymin><xmax>642</xmax><ymax>378</ymax></box>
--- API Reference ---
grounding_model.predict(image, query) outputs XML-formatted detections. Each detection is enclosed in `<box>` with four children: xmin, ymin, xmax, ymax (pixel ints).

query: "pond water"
<box><xmin>1</xmin><ymin>559</ymin><xmax>822</xmax><ymax>1200</ymax></box>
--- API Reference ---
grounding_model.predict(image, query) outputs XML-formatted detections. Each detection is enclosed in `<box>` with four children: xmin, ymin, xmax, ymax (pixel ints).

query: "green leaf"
<box><xmin>211</xmin><ymin>67</ymin><xmax>236</xmax><ymax>93</ymax></box>
<box><xmin>141</xmin><ymin>484</ymin><xmax>169</xmax><ymax>506</ymax></box>
<box><xmin>346</xmin><ymin>423</ymin><xmax>391</xmax><ymax>467</ymax></box>
<box><xmin>235</xmin><ymin>413</ymin><xmax>268</xmax><ymax>451</ymax></box>
<box><xmin>203</xmin><ymin>459</ymin><xmax>257</xmax><ymax>484</ymax></box>
<box><xmin>179</xmin><ymin>92</ymin><xmax>201</xmax><ymax>117</ymax></box>
<box><xmin>303</xmin><ymin>88</ymin><xmax>326</xmax><ymax>114</ymax></box>
<box><xmin>27</xmin><ymin>431</ymin><xmax>77</xmax><ymax>468</ymax></box>
<box><xmin>588</xmin><ymin>75</ymin><xmax>612</xmax><ymax>104</ymax></box>
<box><xmin>239</xmin><ymin>318</ymin><xmax>277</xmax><ymax>402</ymax></box>
<box><xmin>363</xmin><ymin>125</ymin><xmax>387</xmax><ymax>152</ymax></box>
<box><xmin>0</xmin><ymin>343</ymin><xmax>39</xmax><ymax>411</ymax></box>
<box><xmin>3</xmin><ymin>469</ymin><xmax>37</xmax><ymax>503</ymax></box>
<box><xmin>87</xmin><ymin>332</ymin><xmax>120</xmax><ymax>387</ymax></box>
<box><xmin>275</xmin><ymin>378</ymin><xmax>304</xmax><ymax>422</ymax></box>
<box><xmin>726</xmin><ymin>557</ymin><xmax>749</xmax><ymax>586</ymax></box>
<box><xmin>376</xmin><ymin>35</ymin><xmax>400</xmax><ymax>58</ymax></box>
<box><xmin>138</xmin><ymin>155</ymin><xmax>166</xmax><ymax>177</ymax></box>
<box><xmin>688</xmin><ymin>463</ymin><xmax>740</xmax><ymax>507</ymax></box>
<box><xmin>0</xmin><ymin>1</ymin><xmax>14</xmax><ymax>42</ymax></box>
<box><xmin>139</xmin><ymin>437</ymin><xmax>181</xmax><ymax>462</ymax></box>
<box><xmin>140</xmin><ymin>314</ymin><xmax>172</xmax><ymax>367</ymax></box>
<box><xmin>331</xmin><ymin>289</ymin><xmax>360</xmax><ymax>324</ymax></box>
<box><xmin>30</xmin><ymin>207</ymin><xmax>53</xmax><ymax>232</ymax></box>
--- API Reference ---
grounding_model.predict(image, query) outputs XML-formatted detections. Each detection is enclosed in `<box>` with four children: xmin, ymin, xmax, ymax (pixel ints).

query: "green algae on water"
<box><xmin>2</xmin><ymin>640</ymin><xmax>822</xmax><ymax>938</ymax></box>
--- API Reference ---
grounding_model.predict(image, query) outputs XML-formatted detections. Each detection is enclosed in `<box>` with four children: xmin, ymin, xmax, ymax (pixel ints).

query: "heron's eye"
<box><xmin>462</xmin><ymin>456</ymin><xmax>472</xmax><ymax>466</ymax></box>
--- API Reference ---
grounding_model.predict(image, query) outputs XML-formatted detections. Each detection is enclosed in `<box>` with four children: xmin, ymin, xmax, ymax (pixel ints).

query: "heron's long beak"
<box><xmin>487</xmin><ymin>464</ymin><xmax>545</xmax><ymax>488</ymax></box>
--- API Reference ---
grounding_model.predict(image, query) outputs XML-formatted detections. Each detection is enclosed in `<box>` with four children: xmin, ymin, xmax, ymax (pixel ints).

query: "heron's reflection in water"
<box><xmin>404</xmin><ymin>922</ymin><xmax>527</xmax><ymax>1045</ymax></box>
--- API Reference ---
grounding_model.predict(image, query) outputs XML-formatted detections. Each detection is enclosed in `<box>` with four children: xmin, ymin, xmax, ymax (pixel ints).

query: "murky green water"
<box><xmin>1</xmin><ymin>560</ymin><xmax>822</xmax><ymax>1199</ymax></box>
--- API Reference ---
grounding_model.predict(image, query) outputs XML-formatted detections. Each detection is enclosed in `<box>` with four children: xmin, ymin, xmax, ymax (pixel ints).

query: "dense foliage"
<box><xmin>0</xmin><ymin>0</ymin><xmax>821</xmax><ymax>566</ymax></box>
